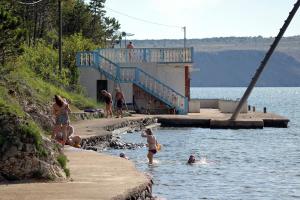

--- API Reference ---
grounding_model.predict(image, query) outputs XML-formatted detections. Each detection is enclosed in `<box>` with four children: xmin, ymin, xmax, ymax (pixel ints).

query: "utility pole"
<box><xmin>183</xmin><ymin>26</ymin><xmax>186</xmax><ymax>48</ymax></box>
<box><xmin>230</xmin><ymin>0</ymin><xmax>300</xmax><ymax>120</ymax></box>
<box><xmin>58</xmin><ymin>0</ymin><xmax>62</xmax><ymax>72</ymax></box>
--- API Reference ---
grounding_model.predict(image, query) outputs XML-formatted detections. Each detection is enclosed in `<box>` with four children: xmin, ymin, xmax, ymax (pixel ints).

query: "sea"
<box><xmin>105</xmin><ymin>87</ymin><xmax>300</xmax><ymax>200</ymax></box>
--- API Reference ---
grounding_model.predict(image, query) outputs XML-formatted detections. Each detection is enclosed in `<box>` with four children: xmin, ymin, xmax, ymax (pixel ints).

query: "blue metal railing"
<box><xmin>76</xmin><ymin>51</ymin><xmax>188</xmax><ymax>114</ymax></box>
<box><xmin>97</xmin><ymin>47</ymin><xmax>193</xmax><ymax>64</ymax></box>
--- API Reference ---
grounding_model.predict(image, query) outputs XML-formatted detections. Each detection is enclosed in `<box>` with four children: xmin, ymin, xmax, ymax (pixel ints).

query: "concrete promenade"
<box><xmin>0</xmin><ymin>116</ymin><xmax>152</xmax><ymax>200</ymax></box>
<box><xmin>156</xmin><ymin>109</ymin><xmax>289</xmax><ymax>128</ymax></box>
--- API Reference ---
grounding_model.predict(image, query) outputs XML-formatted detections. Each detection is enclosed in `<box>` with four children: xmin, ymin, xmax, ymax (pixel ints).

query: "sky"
<box><xmin>92</xmin><ymin>0</ymin><xmax>300</xmax><ymax>40</ymax></box>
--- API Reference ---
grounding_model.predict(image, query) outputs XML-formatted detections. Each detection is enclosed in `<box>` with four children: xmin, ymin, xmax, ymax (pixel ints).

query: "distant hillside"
<box><xmin>132</xmin><ymin>36</ymin><xmax>300</xmax><ymax>86</ymax></box>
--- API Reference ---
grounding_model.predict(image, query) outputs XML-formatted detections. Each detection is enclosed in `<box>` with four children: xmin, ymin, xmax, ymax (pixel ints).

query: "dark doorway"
<box><xmin>97</xmin><ymin>80</ymin><xmax>107</xmax><ymax>102</ymax></box>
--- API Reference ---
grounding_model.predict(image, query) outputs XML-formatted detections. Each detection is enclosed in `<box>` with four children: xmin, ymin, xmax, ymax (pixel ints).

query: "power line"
<box><xmin>106</xmin><ymin>6</ymin><xmax>182</xmax><ymax>28</ymax></box>
<box><xmin>15</xmin><ymin>0</ymin><xmax>45</xmax><ymax>5</ymax></box>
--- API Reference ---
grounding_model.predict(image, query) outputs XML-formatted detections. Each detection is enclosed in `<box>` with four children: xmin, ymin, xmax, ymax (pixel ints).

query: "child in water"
<box><xmin>141</xmin><ymin>128</ymin><xmax>158</xmax><ymax>165</ymax></box>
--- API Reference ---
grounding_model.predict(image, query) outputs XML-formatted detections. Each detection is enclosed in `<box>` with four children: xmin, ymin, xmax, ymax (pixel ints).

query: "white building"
<box><xmin>76</xmin><ymin>47</ymin><xmax>193</xmax><ymax>114</ymax></box>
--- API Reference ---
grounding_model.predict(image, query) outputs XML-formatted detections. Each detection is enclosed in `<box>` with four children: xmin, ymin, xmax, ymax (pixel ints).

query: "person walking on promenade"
<box><xmin>52</xmin><ymin>95</ymin><xmax>71</xmax><ymax>146</ymax></box>
<box><xmin>101</xmin><ymin>90</ymin><xmax>113</xmax><ymax>118</ymax></box>
<box><xmin>141</xmin><ymin>128</ymin><xmax>158</xmax><ymax>165</ymax></box>
<box><xmin>115</xmin><ymin>87</ymin><xmax>125</xmax><ymax>118</ymax></box>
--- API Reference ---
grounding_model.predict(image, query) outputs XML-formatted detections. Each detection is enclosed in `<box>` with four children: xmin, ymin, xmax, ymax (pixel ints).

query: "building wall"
<box><xmin>79</xmin><ymin>63</ymin><xmax>188</xmax><ymax>106</ymax></box>
<box><xmin>79</xmin><ymin>68</ymin><xmax>133</xmax><ymax>104</ymax></box>
<box><xmin>218</xmin><ymin>100</ymin><xmax>248</xmax><ymax>113</ymax></box>
<box><xmin>121</xmin><ymin>63</ymin><xmax>187</xmax><ymax>96</ymax></box>
<box><xmin>79</xmin><ymin>68</ymin><xmax>101</xmax><ymax>100</ymax></box>
<box><xmin>133</xmin><ymin>85</ymin><xmax>171</xmax><ymax>114</ymax></box>
<box><xmin>188</xmin><ymin>98</ymin><xmax>248</xmax><ymax>113</ymax></box>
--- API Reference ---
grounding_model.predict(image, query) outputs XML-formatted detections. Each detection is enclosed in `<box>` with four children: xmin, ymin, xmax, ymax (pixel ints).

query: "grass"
<box><xmin>57</xmin><ymin>154</ymin><xmax>70</xmax><ymax>177</ymax></box>
<box><xmin>0</xmin><ymin>58</ymin><xmax>102</xmax><ymax>180</ymax></box>
<box><xmin>0</xmin><ymin>85</ymin><xmax>25</xmax><ymax>118</ymax></box>
<box><xmin>5</xmin><ymin>66</ymin><xmax>102</xmax><ymax>110</ymax></box>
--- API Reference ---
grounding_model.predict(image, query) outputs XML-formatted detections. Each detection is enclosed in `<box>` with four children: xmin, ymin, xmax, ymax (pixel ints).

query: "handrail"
<box><xmin>98</xmin><ymin>47</ymin><xmax>193</xmax><ymax>64</ymax></box>
<box><xmin>135</xmin><ymin>67</ymin><xmax>185</xmax><ymax>99</ymax></box>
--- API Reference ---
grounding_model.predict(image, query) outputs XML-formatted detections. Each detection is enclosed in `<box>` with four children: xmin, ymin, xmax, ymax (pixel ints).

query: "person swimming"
<box><xmin>187</xmin><ymin>155</ymin><xmax>196</xmax><ymax>164</ymax></box>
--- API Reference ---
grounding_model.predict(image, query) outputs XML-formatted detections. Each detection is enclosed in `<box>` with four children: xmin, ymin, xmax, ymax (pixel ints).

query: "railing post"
<box><xmin>94</xmin><ymin>51</ymin><xmax>100</xmax><ymax>69</ymax></box>
<box><xmin>143</xmin><ymin>49</ymin><xmax>147</xmax><ymax>62</ymax></box>
<box><xmin>190</xmin><ymin>47</ymin><xmax>194</xmax><ymax>63</ymax></box>
<box><xmin>135</xmin><ymin>69</ymin><xmax>140</xmax><ymax>83</ymax></box>
<box><xmin>160</xmin><ymin>49</ymin><xmax>164</xmax><ymax>63</ymax></box>
<box><xmin>116</xmin><ymin>64</ymin><xmax>120</xmax><ymax>80</ymax></box>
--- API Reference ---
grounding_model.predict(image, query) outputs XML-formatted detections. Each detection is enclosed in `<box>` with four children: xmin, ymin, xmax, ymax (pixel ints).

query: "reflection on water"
<box><xmin>106</xmin><ymin>88</ymin><xmax>300</xmax><ymax>200</ymax></box>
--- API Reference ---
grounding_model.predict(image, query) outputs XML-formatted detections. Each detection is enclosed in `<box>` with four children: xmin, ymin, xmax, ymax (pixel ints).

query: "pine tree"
<box><xmin>0</xmin><ymin>4</ymin><xmax>25</xmax><ymax>65</ymax></box>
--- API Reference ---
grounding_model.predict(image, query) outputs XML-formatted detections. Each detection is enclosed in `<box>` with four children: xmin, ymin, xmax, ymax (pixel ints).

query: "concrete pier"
<box><xmin>156</xmin><ymin>109</ymin><xmax>289</xmax><ymax>129</ymax></box>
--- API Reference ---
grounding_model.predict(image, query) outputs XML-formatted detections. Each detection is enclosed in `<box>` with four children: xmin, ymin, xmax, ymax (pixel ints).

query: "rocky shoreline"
<box><xmin>81</xmin><ymin>117</ymin><xmax>158</xmax><ymax>152</ymax></box>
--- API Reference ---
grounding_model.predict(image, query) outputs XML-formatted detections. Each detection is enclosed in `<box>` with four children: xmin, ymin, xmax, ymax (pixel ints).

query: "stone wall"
<box><xmin>113</xmin><ymin>179</ymin><xmax>153</xmax><ymax>200</ymax></box>
<box><xmin>0</xmin><ymin>114</ymin><xmax>66</xmax><ymax>182</ymax></box>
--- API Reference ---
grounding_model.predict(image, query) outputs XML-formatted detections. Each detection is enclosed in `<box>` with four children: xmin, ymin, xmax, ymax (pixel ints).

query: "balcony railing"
<box><xmin>98</xmin><ymin>47</ymin><xmax>193</xmax><ymax>64</ymax></box>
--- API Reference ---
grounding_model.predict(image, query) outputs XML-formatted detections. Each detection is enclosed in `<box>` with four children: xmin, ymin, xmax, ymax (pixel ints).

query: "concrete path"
<box><xmin>72</xmin><ymin>115</ymin><xmax>149</xmax><ymax>138</ymax></box>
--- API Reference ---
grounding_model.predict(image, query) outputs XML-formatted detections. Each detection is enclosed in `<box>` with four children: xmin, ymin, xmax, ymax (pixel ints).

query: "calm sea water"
<box><xmin>106</xmin><ymin>87</ymin><xmax>300</xmax><ymax>200</ymax></box>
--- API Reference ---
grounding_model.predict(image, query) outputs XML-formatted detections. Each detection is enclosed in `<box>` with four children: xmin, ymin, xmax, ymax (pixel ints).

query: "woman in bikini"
<box><xmin>52</xmin><ymin>95</ymin><xmax>71</xmax><ymax>146</ymax></box>
<box><xmin>141</xmin><ymin>128</ymin><xmax>158</xmax><ymax>165</ymax></box>
<box><xmin>101</xmin><ymin>90</ymin><xmax>113</xmax><ymax>118</ymax></box>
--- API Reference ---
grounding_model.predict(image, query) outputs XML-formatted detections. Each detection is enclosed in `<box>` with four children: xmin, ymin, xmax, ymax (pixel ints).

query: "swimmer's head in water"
<box><xmin>188</xmin><ymin>155</ymin><xmax>196</xmax><ymax>164</ymax></box>
<box><xmin>145</xmin><ymin>128</ymin><xmax>153</xmax><ymax>135</ymax></box>
<box><xmin>120</xmin><ymin>153</ymin><xmax>125</xmax><ymax>158</ymax></box>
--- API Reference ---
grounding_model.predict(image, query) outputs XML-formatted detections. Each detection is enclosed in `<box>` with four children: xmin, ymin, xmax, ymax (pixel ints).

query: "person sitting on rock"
<box><xmin>55</xmin><ymin>124</ymin><xmax>81</xmax><ymax>148</ymax></box>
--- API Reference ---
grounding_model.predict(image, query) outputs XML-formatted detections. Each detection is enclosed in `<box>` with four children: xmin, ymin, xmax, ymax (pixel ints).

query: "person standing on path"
<box><xmin>52</xmin><ymin>95</ymin><xmax>71</xmax><ymax>146</ymax></box>
<box><xmin>141</xmin><ymin>128</ymin><xmax>158</xmax><ymax>165</ymax></box>
<box><xmin>101</xmin><ymin>90</ymin><xmax>113</xmax><ymax>118</ymax></box>
<box><xmin>115</xmin><ymin>87</ymin><xmax>125</xmax><ymax>118</ymax></box>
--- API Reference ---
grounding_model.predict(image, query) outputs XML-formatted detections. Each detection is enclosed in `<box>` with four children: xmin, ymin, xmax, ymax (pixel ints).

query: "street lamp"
<box><xmin>58</xmin><ymin>0</ymin><xmax>62</xmax><ymax>72</ymax></box>
<box><xmin>121</xmin><ymin>31</ymin><xmax>135</xmax><ymax>48</ymax></box>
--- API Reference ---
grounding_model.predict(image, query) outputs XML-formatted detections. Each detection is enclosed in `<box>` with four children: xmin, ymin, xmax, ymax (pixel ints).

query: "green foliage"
<box><xmin>63</xmin><ymin>33</ymin><xmax>97</xmax><ymax>88</ymax></box>
<box><xmin>19</xmin><ymin>121</ymin><xmax>42</xmax><ymax>147</ymax></box>
<box><xmin>0</xmin><ymin>85</ymin><xmax>25</xmax><ymax>118</ymax></box>
<box><xmin>57</xmin><ymin>154</ymin><xmax>67</xmax><ymax>168</ymax></box>
<box><xmin>57</xmin><ymin>154</ymin><xmax>70</xmax><ymax>177</ymax></box>
<box><xmin>0</xmin><ymin>3</ymin><xmax>26</xmax><ymax>65</ymax></box>
<box><xmin>18</xmin><ymin>34</ymin><xmax>100</xmax><ymax>92</ymax></box>
<box><xmin>64</xmin><ymin>168</ymin><xmax>70</xmax><ymax>177</ymax></box>
<box><xmin>18</xmin><ymin>41</ymin><xmax>68</xmax><ymax>87</ymax></box>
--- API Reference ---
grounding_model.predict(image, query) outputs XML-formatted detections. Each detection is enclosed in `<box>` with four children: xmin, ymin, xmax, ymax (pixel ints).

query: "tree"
<box><xmin>0</xmin><ymin>4</ymin><xmax>25</xmax><ymax>65</ymax></box>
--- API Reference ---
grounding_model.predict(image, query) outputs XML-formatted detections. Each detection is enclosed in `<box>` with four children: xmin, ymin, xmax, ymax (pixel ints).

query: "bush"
<box><xmin>63</xmin><ymin>33</ymin><xmax>97</xmax><ymax>90</ymax></box>
<box><xmin>18</xmin><ymin>40</ymin><xmax>68</xmax><ymax>87</ymax></box>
